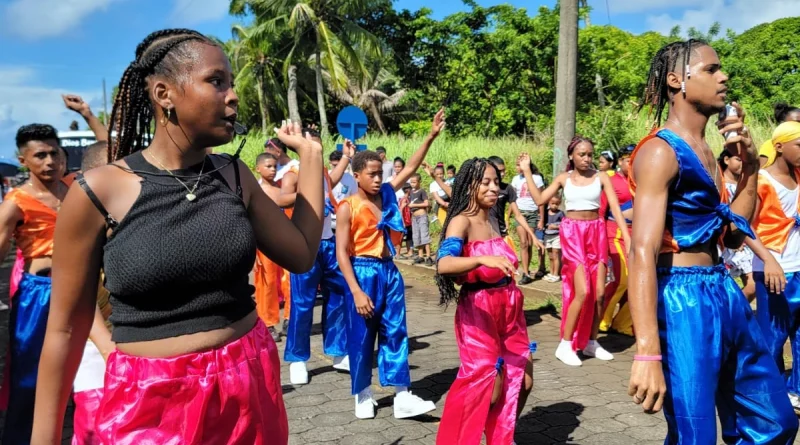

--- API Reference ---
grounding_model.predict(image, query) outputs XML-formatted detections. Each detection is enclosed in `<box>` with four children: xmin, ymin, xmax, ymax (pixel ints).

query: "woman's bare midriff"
<box><xmin>565</xmin><ymin>210</ymin><xmax>600</xmax><ymax>221</ymax></box>
<box><xmin>116</xmin><ymin>311</ymin><xmax>259</xmax><ymax>358</ymax></box>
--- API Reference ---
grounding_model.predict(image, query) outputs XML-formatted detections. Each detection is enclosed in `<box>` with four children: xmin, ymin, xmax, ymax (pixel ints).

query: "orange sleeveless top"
<box><xmin>341</xmin><ymin>184</ymin><xmax>403</xmax><ymax>258</ymax></box>
<box><xmin>753</xmin><ymin>169</ymin><xmax>800</xmax><ymax>254</ymax></box>
<box><xmin>5</xmin><ymin>188</ymin><xmax>58</xmax><ymax>260</ymax></box>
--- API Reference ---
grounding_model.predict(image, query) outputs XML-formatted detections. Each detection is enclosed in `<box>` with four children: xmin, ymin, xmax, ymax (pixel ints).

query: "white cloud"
<box><xmin>0</xmin><ymin>66</ymin><xmax>101</xmax><ymax>157</ymax></box>
<box><xmin>644</xmin><ymin>0</ymin><xmax>800</xmax><ymax>35</ymax></box>
<box><xmin>170</xmin><ymin>0</ymin><xmax>230</xmax><ymax>26</ymax></box>
<box><xmin>1</xmin><ymin>0</ymin><xmax>117</xmax><ymax>40</ymax></box>
<box><xmin>606</xmin><ymin>0</ymin><xmax>698</xmax><ymax>14</ymax></box>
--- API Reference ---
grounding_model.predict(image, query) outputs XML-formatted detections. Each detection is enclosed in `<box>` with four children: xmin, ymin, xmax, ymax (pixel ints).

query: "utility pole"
<box><xmin>553</xmin><ymin>0</ymin><xmax>579</xmax><ymax>174</ymax></box>
<box><xmin>102</xmin><ymin>78</ymin><xmax>109</xmax><ymax>127</ymax></box>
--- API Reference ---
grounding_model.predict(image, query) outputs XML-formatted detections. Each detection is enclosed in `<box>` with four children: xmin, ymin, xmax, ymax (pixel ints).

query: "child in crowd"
<box><xmin>718</xmin><ymin>149</ymin><xmax>756</xmax><ymax>302</ymax></box>
<box><xmin>544</xmin><ymin>196</ymin><xmax>564</xmax><ymax>283</ymax></box>
<box><xmin>446</xmin><ymin>164</ymin><xmax>456</xmax><ymax>185</ymax></box>
<box><xmin>399</xmin><ymin>183</ymin><xmax>415</xmax><ymax>258</ymax></box>
<box><xmin>430</xmin><ymin>163</ymin><xmax>450</xmax><ymax>226</ymax></box>
<box><xmin>253</xmin><ymin>153</ymin><xmax>292</xmax><ymax>341</ymax></box>
<box><xmin>408</xmin><ymin>173</ymin><xmax>434</xmax><ymax>265</ymax></box>
<box><xmin>511</xmin><ymin>157</ymin><xmax>546</xmax><ymax>284</ymax></box>
<box><xmin>335</xmin><ymin>109</ymin><xmax>445</xmax><ymax>419</ymax></box>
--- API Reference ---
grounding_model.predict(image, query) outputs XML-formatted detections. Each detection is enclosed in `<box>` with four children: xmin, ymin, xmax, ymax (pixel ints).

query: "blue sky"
<box><xmin>0</xmin><ymin>0</ymin><xmax>797</xmax><ymax>157</ymax></box>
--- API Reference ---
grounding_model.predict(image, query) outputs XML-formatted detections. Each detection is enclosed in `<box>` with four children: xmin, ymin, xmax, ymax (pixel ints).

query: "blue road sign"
<box><xmin>336</xmin><ymin>106</ymin><xmax>369</xmax><ymax>151</ymax></box>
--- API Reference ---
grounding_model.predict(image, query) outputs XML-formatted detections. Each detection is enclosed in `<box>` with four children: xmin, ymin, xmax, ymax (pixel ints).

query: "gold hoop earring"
<box><xmin>161</xmin><ymin>108</ymin><xmax>171</xmax><ymax>126</ymax></box>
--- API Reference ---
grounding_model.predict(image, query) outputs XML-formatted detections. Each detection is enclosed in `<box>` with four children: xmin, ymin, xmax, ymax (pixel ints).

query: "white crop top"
<box><xmin>563</xmin><ymin>172</ymin><xmax>601</xmax><ymax>211</ymax></box>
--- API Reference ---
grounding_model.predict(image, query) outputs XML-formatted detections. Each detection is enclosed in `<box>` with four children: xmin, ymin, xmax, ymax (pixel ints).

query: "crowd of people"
<box><xmin>0</xmin><ymin>27</ymin><xmax>798</xmax><ymax>445</ymax></box>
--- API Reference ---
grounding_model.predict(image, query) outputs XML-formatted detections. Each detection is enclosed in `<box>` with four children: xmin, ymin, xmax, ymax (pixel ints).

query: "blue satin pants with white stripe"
<box><xmin>3</xmin><ymin>274</ymin><xmax>51</xmax><ymax>445</ymax></box>
<box><xmin>285</xmin><ymin>238</ymin><xmax>348</xmax><ymax>362</ymax></box>
<box><xmin>347</xmin><ymin>257</ymin><xmax>410</xmax><ymax>395</ymax></box>
<box><xmin>755</xmin><ymin>271</ymin><xmax>800</xmax><ymax>397</ymax></box>
<box><xmin>657</xmin><ymin>265</ymin><xmax>797</xmax><ymax>444</ymax></box>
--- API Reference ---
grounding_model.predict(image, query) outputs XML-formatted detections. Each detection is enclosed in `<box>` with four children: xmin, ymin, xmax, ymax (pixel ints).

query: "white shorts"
<box><xmin>722</xmin><ymin>245</ymin><xmax>754</xmax><ymax>278</ymax></box>
<box><xmin>74</xmin><ymin>341</ymin><xmax>106</xmax><ymax>392</ymax></box>
<box><xmin>544</xmin><ymin>233</ymin><xmax>561</xmax><ymax>250</ymax></box>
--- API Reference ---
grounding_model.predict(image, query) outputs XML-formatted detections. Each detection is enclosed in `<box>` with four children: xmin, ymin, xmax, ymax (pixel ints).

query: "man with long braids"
<box><xmin>0</xmin><ymin>124</ymin><xmax>68</xmax><ymax>444</ymax></box>
<box><xmin>280</xmin><ymin>132</ymin><xmax>355</xmax><ymax>385</ymax></box>
<box><xmin>335</xmin><ymin>109</ymin><xmax>444</xmax><ymax>419</ymax></box>
<box><xmin>435</xmin><ymin>158</ymin><xmax>533</xmax><ymax>444</ymax></box>
<box><xmin>32</xmin><ymin>28</ymin><xmax>326</xmax><ymax>444</ymax></box>
<box><xmin>627</xmin><ymin>39</ymin><xmax>798</xmax><ymax>443</ymax></box>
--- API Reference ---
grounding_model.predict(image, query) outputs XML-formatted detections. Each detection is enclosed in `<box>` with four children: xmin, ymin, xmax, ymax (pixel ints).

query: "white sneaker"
<box><xmin>355</xmin><ymin>388</ymin><xmax>377</xmax><ymax>419</ymax></box>
<box><xmin>289</xmin><ymin>361</ymin><xmax>309</xmax><ymax>385</ymax></box>
<box><xmin>789</xmin><ymin>393</ymin><xmax>800</xmax><ymax>411</ymax></box>
<box><xmin>333</xmin><ymin>355</ymin><xmax>350</xmax><ymax>372</ymax></box>
<box><xmin>583</xmin><ymin>340</ymin><xmax>614</xmax><ymax>361</ymax></box>
<box><xmin>555</xmin><ymin>340</ymin><xmax>582</xmax><ymax>367</ymax></box>
<box><xmin>393</xmin><ymin>391</ymin><xmax>436</xmax><ymax>419</ymax></box>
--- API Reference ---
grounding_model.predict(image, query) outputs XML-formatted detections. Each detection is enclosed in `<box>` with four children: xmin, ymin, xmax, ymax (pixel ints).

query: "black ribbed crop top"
<box><xmin>79</xmin><ymin>151</ymin><xmax>257</xmax><ymax>343</ymax></box>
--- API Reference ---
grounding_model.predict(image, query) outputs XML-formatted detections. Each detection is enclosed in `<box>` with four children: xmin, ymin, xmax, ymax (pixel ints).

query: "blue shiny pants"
<box><xmin>657</xmin><ymin>265</ymin><xmax>797</xmax><ymax>445</ymax></box>
<box><xmin>755</xmin><ymin>271</ymin><xmax>800</xmax><ymax>396</ymax></box>
<box><xmin>285</xmin><ymin>238</ymin><xmax>348</xmax><ymax>362</ymax></box>
<box><xmin>347</xmin><ymin>257</ymin><xmax>410</xmax><ymax>395</ymax></box>
<box><xmin>3</xmin><ymin>274</ymin><xmax>51</xmax><ymax>445</ymax></box>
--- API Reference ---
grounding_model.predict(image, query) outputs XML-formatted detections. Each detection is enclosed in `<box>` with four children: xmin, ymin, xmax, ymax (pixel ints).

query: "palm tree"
<box><xmin>228</xmin><ymin>22</ymin><xmax>288</xmax><ymax>132</ymax></box>
<box><xmin>242</xmin><ymin>0</ymin><xmax>383</xmax><ymax>137</ymax></box>
<box><xmin>329</xmin><ymin>57</ymin><xmax>406</xmax><ymax>134</ymax></box>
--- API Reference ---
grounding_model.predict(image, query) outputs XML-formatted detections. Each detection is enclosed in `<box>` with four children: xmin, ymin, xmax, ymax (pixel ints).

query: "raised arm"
<box><xmin>328</xmin><ymin>140</ymin><xmax>355</xmax><ymax>187</ymax></box>
<box><xmin>518</xmin><ymin>153</ymin><xmax>563</xmax><ymax>206</ymax></box>
<box><xmin>391</xmin><ymin>109</ymin><xmax>446</xmax><ymax>191</ymax></box>
<box><xmin>246</xmin><ymin>122</ymin><xmax>324</xmax><ymax>273</ymax></box>
<box><xmin>63</xmin><ymin>94</ymin><xmax>109</xmax><ymax>142</ymax></box>
<box><xmin>627</xmin><ymin>139</ymin><xmax>677</xmax><ymax>414</ymax></box>
<box><xmin>721</xmin><ymin>102</ymin><xmax>758</xmax><ymax>248</ymax></box>
<box><xmin>423</xmin><ymin>162</ymin><xmax>452</xmax><ymax>197</ymax></box>
<box><xmin>32</xmin><ymin>179</ymin><xmax>107</xmax><ymax>444</ymax></box>
<box><xmin>600</xmin><ymin>173</ymin><xmax>632</xmax><ymax>247</ymax></box>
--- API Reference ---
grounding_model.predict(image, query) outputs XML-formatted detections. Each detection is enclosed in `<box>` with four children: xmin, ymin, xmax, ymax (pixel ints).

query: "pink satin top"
<box><xmin>463</xmin><ymin>237</ymin><xmax>519</xmax><ymax>284</ymax></box>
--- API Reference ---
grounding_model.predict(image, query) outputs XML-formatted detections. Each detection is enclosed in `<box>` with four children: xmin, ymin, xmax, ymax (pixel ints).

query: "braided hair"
<box><xmin>641</xmin><ymin>39</ymin><xmax>708</xmax><ymax>128</ymax></box>
<box><xmin>434</xmin><ymin>158</ymin><xmax>498</xmax><ymax>306</ymax></box>
<box><xmin>108</xmin><ymin>29</ymin><xmax>218</xmax><ymax>162</ymax></box>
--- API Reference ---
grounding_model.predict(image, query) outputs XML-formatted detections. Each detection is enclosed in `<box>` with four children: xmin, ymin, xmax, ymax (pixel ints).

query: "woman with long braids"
<box><xmin>518</xmin><ymin>138</ymin><xmax>630</xmax><ymax>367</ymax></box>
<box><xmin>32</xmin><ymin>29</ymin><xmax>325</xmax><ymax>444</ymax></box>
<box><xmin>435</xmin><ymin>158</ymin><xmax>532</xmax><ymax>445</ymax></box>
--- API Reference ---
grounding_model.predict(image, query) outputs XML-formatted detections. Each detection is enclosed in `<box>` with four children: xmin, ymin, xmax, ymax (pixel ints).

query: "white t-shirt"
<box><xmin>430</xmin><ymin>181</ymin><xmax>447</xmax><ymax>199</ymax></box>
<box><xmin>511</xmin><ymin>174</ymin><xmax>544</xmax><ymax>212</ymax></box>
<box><xmin>753</xmin><ymin>171</ymin><xmax>800</xmax><ymax>273</ymax></box>
<box><xmin>382</xmin><ymin>161</ymin><xmax>394</xmax><ymax>182</ymax></box>
<box><xmin>328</xmin><ymin>171</ymin><xmax>357</xmax><ymax>237</ymax></box>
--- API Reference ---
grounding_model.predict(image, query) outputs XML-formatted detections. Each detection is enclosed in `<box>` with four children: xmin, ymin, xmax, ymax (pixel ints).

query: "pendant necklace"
<box><xmin>146</xmin><ymin>150</ymin><xmax>206</xmax><ymax>201</ymax></box>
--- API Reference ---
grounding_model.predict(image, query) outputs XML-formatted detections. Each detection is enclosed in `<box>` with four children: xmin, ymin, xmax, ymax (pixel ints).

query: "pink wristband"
<box><xmin>633</xmin><ymin>354</ymin><xmax>662</xmax><ymax>361</ymax></box>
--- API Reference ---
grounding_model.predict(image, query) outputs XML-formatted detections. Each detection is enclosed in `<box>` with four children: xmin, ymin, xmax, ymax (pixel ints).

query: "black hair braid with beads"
<box><xmin>434</xmin><ymin>158</ymin><xmax>497</xmax><ymax>307</ymax></box>
<box><xmin>641</xmin><ymin>39</ymin><xmax>708</xmax><ymax>128</ymax></box>
<box><xmin>108</xmin><ymin>29</ymin><xmax>215</xmax><ymax>162</ymax></box>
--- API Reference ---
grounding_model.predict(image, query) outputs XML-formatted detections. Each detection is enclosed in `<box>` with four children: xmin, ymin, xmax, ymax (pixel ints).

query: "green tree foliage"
<box><xmin>224</xmin><ymin>1</ymin><xmax>800</xmax><ymax>143</ymax></box>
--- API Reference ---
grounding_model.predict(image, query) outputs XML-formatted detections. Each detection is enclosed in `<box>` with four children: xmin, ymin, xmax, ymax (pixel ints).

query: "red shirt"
<box><xmin>599</xmin><ymin>170</ymin><xmax>633</xmax><ymax>220</ymax></box>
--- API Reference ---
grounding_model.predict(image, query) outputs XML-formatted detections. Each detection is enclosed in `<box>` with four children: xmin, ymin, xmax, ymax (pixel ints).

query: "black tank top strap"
<box><xmin>76</xmin><ymin>174</ymin><xmax>119</xmax><ymax>228</ymax></box>
<box><xmin>231</xmin><ymin>154</ymin><xmax>242</xmax><ymax>199</ymax></box>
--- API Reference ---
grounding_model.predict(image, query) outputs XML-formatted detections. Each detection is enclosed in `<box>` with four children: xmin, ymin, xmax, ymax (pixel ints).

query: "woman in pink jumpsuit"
<box><xmin>435</xmin><ymin>158</ymin><xmax>533</xmax><ymax>445</ymax></box>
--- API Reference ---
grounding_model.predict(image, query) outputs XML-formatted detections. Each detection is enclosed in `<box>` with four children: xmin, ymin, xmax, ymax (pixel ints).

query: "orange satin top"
<box><xmin>341</xmin><ymin>188</ymin><xmax>403</xmax><ymax>258</ymax></box>
<box><xmin>4</xmin><ymin>188</ymin><xmax>58</xmax><ymax>260</ymax></box>
<box><xmin>753</xmin><ymin>169</ymin><xmax>800</xmax><ymax>254</ymax></box>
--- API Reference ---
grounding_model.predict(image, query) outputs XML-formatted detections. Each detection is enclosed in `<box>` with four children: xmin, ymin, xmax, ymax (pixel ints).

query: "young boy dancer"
<box><xmin>627</xmin><ymin>40</ymin><xmax>797</xmax><ymax>443</ymax></box>
<box><xmin>282</xmin><ymin>133</ymin><xmax>355</xmax><ymax>385</ymax></box>
<box><xmin>749</xmin><ymin>121</ymin><xmax>800</xmax><ymax>411</ymax></box>
<box><xmin>253</xmin><ymin>153</ymin><xmax>291</xmax><ymax>341</ymax></box>
<box><xmin>336</xmin><ymin>109</ymin><xmax>445</xmax><ymax>419</ymax></box>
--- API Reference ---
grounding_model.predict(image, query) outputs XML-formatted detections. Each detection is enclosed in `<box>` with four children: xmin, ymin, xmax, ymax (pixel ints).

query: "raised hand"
<box><xmin>343</xmin><ymin>139</ymin><xmax>356</xmax><ymax>158</ymax></box>
<box><xmin>275</xmin><ymin>120</ymin><xmax>321</xmax><ymax>155</ymax></box>
<box><xmin>717</xmin><ymin>102</ymin><xmax>754</xmax><ymax>164</ymax></box>
<box><xmin>62</xmin><ymin>94</ymin><xmax>91</xmax><ymax>116</ymax></box>
<box><xmin>517</xmin><ymin>153</ymin><xmax>532</xmax><ymax>173</ymax></box>
<box><xmin>430</xmin><ymin>108</ymin><xmax>446</xmax><ymax>137</ymax></box>
<box><xmin>421</xmin><ymin>161</ymin><xmax>434</xmax><ymax>178</ymax></box>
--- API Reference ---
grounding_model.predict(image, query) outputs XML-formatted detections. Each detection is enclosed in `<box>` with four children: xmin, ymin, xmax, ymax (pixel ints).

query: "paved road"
<box><xmin>1</xmin><ymin>259</ymin><xmax>797</xmax><ymax>444</ymax></box>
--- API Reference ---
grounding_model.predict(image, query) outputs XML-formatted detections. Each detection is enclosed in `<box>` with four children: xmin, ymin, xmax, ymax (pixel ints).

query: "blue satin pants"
<box><xmin>347</xmin><ymin>257</ymin><xmax>410</xmax><ymax>395</ymax></box>
<box><xmin>657</xmin><ymin>265</ymin><xmax>797</xmax><ymax>445</ymax></box>
<box><xmin>755</xmin><ymin>271</ymin><xmax>800</xmax><ymax>396</ymax></box>
<box><xmin>285</xmin><ymin>238</ymin><xmax>348</xmax><ymax>362</ymax></box>
<box><xmin>3</xmin><ymin>274</ymin><xmax>51</xmax><ymax>445</ymax></box>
